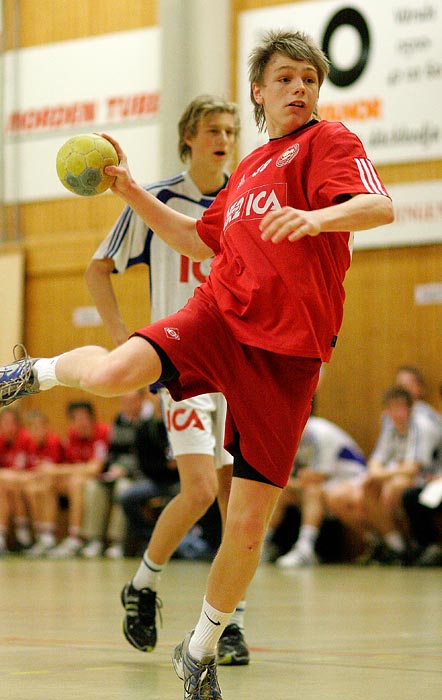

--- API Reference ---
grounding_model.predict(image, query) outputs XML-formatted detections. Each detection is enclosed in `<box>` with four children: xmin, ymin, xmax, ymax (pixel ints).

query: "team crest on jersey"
<box><xmin>276</xmin><ymin>144</ymin><xmax>299</xmax><ymax>167</ymax></box>
<box><xmin>164</xmin><ymin>327</ymin><xmax>180</xmax><ymax>340</ymax></box>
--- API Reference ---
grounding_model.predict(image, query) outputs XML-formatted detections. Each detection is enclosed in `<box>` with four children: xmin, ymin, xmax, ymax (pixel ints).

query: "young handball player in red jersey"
<box><xmin>0</xmin><ymin>29</ymin><xmax>393</xmax><ymax>699</ymax></box>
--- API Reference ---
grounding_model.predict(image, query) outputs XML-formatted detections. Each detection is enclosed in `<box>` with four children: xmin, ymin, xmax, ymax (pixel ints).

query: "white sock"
<box><xmin>296</xmin><ymin>524</ymin><xmax>319</xmax><ymax>553</ymax></box>
<box><xmin>132</xmin><ymin>551</ymin><xmax>163</xmax><ymax>591</ymax></box>
<box><xmin>188</xmin><ymin>597</ymin><xmax>234</xmax><ymax>661</ymax></box>
<box><xmin>384</xmin><ymin>531</ymin><xmax>406</xmax><ymax>553</ymax></box>
<box><xmin>39</xmin><ymin>531</ymin><xmax>56</xmax><ymax>547</ymax></box>
<box><xmin>65</xmin><ymin>535</ymin><xmax>82</xmax><ymax>546</ymax></box>
<box><xmin>33</xmin><ymin>355</ymin><xmax>65</xmax><ymax>390</ymax></box>
<box><xmin>229</xmin><ymin>600</ymin><xmax>246</xmax><ymax>630</ymax></box>
<box><xmin>15</xmin><ymin>525</ymin><xmax>32</xmax><ymax>547</ymax></box>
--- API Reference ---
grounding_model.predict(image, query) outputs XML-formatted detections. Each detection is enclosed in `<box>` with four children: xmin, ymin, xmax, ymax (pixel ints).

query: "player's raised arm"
<box><xmin>101</xmin><ymin>133</ymin><xmax>213</xmax><ymax>262</ymax></box>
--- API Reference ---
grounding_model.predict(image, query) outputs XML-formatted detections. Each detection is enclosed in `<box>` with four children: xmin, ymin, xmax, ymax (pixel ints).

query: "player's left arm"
<box><xmin>260</xmin><ymin>193</ymin><xmax>394</xmax><ymax>244</ymax></box>
<box><xmin>85</xmin><ymin>257</ymin><xmax>130</xmax><ymax>346</ymax></box>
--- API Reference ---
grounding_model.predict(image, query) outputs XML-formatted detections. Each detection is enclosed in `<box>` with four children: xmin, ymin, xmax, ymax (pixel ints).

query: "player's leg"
<box><xmin>56</xmin><ymin>338</ymin><xmax>162</xmax><ymax>395</ymax></box>
<box><xmin>173</xmin><ymin>351</ymin><xmax>319</xmax><ymax>697</ymax></box>
<box><xmin>121</xmin><ymin>393</ymin><xmax>219</xmax><ymax>653</ymax></box>
<box><xmin>0</xmin><ymin>337</ymin><xmax>162</xmax><ymax>407</ymax></box>
<box><xmin>122</xmin><ymin>459</ymin><xmax>218</xmax><ymax>652</ymax></box>
<box><xmin>212</xmin><ymin>394</ymin><xmax>250</xmax><ymax>666</ymax></box>
<box><xmin>173</xmin><ymin>475</ymin><xmax>280</xmax><ymax>698</ymax></box>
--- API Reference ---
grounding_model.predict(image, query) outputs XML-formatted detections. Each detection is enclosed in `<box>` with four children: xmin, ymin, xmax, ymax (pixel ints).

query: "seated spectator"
<box><xmin>25</xmin><ymin>400</ymin><xmax>109</xmax><ymax>558</ymax></box>
<box><xmin>118</xmin><ymin>392</ymin><xmax>179</xmax><ymax>552</ymax></box>
<box><xmin>80</xmin><ymin>388</ymin><xmax>157</xmax><ymax>559</ymax></box>
<box><xmin>0</xmin><ymin>407</ymin><xmax>35</xmax><ymax>553</ymax></box>
<box><xmin>20</xmin><ymin>409</ymin><xmax>64</xmax><ymax>555</ymax></box>
<box><xmin>361</xmin><ymin>385</ymin><xmax>441</xmax><ymax>564</ymax></box>
<box><xmin>380</xmin><ymin>366</ymin><xmax>442</xmax><ymax>466</ymax></box>
<box><xmin>402</xmin><ymin>475</ymin><xmax>442</xmax><ymax>566</ymax></box>
<box><xmin>263</xmin><ymin>413</ymin><xmax>367</xmax><ymax>568</ymax></box>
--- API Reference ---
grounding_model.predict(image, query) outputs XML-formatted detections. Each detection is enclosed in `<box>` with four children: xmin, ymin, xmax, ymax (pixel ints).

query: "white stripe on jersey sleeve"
<box><xmin>354</xmin><ymin>158</ymin><xmax>388</xmax><ymax>196</ymax></box>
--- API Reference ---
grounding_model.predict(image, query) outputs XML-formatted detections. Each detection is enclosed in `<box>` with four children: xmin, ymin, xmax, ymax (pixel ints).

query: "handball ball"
<box><xmin>56</xmin><ymin>133</ymin><xmax>119</xmax><ymax>196</ymax></box>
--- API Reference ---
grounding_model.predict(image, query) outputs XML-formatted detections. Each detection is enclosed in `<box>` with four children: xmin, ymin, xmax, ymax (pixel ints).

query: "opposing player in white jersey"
<box><xmin>85</xmin><ymin>95</ymin><xmax>249</xmax><ymax>665</ymax></box>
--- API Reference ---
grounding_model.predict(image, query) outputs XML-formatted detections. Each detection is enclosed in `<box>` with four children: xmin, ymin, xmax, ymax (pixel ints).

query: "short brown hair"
<box><xmin>248</xmin><ymin>29</ymin><xmax>330</xmax><ymax>132</ymax></box>
<box><xmin>382</xmin><ymin>386</ymin><xmax>413</xmax><ymax>408</ymax></box>
<box><xmin>178</xmin><ymin>94</ymin><xmax>240</xmax><ymax>162</ymax></box>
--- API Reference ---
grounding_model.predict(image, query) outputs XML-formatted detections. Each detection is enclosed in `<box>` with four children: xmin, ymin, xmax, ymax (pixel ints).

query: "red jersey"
<box><xmin>196</xmin><ymin>120</ymin><xmax>389</xmax><ymax>361</ymax></box>
<box><xmin>27</xmin><ymin>432</ymin><xmax>64</xmax><ymax>470</ymax></box>
<box><xmin>0</xmin><ymin>428</ymin><xmax>34</xmax><ymax>470</ymax></box>
<box><xmin>62</xmin><ymin>422</ymin><xmax>110</xmax><ymax>464</ymax></box>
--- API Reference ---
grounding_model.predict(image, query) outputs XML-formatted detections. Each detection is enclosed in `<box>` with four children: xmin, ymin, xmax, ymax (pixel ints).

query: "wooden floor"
<box><xmin>1</xmin><ymin>557</ymin><xmax>441</xmax><ymax>700</ymax></box>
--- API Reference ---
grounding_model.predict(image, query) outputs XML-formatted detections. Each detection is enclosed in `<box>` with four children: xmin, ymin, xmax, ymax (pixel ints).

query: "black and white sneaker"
<box><xmin>0</xmin><ymin>345</ymin><xmax>40</xmax><ymax>407</ymax></box>
<box><xmin>120</xmin><ymin>581</ymin><xmax>162</xmax><ymax>652</ymax></box>
<box><xmin>173</xmin><ymin>631</ymin><xmax>222</xmax><ymax>699</ymax></box>
<box><xmin>217</xmin><ymin>624</ymin><xmax>250</xmax><ymax>666</ymax></box>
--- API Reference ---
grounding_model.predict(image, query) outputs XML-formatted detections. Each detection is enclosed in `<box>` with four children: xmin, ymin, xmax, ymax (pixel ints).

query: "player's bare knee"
<box><xmin>187</xmin><ymin>482</ymin><xmax>217</xmax><ymax>513</ymax></box>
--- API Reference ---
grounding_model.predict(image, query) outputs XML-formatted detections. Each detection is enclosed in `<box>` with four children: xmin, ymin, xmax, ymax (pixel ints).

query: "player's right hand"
<box><xmin>100</xmin><ymin>132</ymin><xmax>135</xmax><ymax>197</ymax></box>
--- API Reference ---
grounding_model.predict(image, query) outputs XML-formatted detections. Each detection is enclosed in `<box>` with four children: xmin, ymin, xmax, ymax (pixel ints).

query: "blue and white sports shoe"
<box><xmin>0</xmin><ymin>345</ymin><xmax>40</xmax><ymax>407</ymax></box>
<box><xmin>173</xmin><ymin>631</ymin><xmax>222</xmax><ymax>700</ymax></box>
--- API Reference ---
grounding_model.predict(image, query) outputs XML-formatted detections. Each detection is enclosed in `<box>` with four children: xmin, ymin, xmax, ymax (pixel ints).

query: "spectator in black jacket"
<box><xmin>81</xmin><ymin>389</ymin><xmax>177</xmax><ymax>558</ymax></box>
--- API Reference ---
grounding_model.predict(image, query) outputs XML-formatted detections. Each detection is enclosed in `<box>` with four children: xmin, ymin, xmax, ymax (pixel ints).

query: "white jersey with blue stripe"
<box><xmin>295</xmin><ymin>416</ymin><xmax>366</xmax><ymax>480</ymax></box>
<box><xmin>375</xmin><ymin>401</ymin><xmax>442</xmax><ymax>472</ymax></box>
<box><xmin>371</xmin><ymin>409</ymin><xmax>440</xmax><ymax>476</ymax></box>
<box><xmin>92</xmin><ymin>171</ymin><xmax>219</xmax><ymax>321</ymax></box>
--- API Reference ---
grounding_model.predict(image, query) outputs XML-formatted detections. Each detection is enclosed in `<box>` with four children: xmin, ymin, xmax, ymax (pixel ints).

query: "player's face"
<box><xmin>69</xmin><ymin>408</ymin><xmax>95</xmax><ymax>438</ymax></box>
<box><xmin>0</xmin><ymin>411</ymin><xmax>20</xmax><ymax>439</ymax></box>
<box><xmin>386</xmin><ymin>399</ymin><xmax>411</xmax><ymax>435</ymax></box>
<box><xmin>252</xmin><ymin>53</ymin><xmax>320</xmax><ymax>138</ymax></box>
<box><xmin>395</xmin><ymin>371</ymin><xmax>421</xmax><ymax>401</ymax></box>
<box><xmin>185</xmin><ymin>112</ymin><xmax>237</xmax><ymax>171</ymax></box>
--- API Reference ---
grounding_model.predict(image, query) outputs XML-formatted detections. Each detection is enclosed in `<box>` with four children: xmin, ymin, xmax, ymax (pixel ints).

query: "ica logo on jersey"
<box><xmin>166</xmin><ymin>407</ymin><xmax>205</xmax><ymax>432</ymax></box>
<box><xmin>224</xmin><ymin>183</ymin><xmax>286</xmax><ymax>230</ymax></box>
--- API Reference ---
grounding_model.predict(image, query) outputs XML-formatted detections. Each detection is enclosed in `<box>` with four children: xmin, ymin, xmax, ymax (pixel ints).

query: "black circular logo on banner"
<box><xmin>322</xmin><ymin>7</ymin><xmax>370</xmax><ymax>87</ymax></box>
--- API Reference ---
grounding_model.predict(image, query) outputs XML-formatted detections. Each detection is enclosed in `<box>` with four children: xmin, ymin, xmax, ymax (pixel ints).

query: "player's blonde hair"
<box><xmin>248</xmin><ymin>29</ymin><xmax>330</xmax><ymax>132</ymax></box>
<box><xmin>178</xmin><ymin>95</ymin><xmax>240</xmax><ymax>162</ymax></box>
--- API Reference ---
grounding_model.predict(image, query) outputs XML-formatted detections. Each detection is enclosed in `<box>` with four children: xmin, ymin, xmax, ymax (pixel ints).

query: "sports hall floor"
<box><xmin>1</xmin><ymin>558</ymin><xmax>441</xmax><ymax>700</ymax></box>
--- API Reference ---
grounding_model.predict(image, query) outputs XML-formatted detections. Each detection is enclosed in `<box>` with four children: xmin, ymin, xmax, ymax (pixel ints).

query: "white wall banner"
<box><xmin>238</xmin><ymin>0</ymin><xmax>442</xmax><ymax>165</ymax></box>
<box><xmin>355</xmin><ymin>180</ymin><xmax>442</xmax><ymax>249</ymax></box>
<box><xmin>3</xmin><ymin>28</ymin><xmax>160</xmax><ymax>203</ymax></box>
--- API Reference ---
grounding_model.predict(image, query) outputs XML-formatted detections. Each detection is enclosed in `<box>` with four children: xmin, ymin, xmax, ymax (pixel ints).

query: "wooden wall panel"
<box><xmin>3</xmin><ymin>0</ymin><xmax>157</xmax><ymax>48</ymax></box>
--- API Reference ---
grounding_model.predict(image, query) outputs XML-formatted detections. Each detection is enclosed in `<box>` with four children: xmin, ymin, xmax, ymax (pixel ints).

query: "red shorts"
<box><xmin>134</xmin><ymin>285</ymin><xmax>321</xmax><ymax>487</ymax></box>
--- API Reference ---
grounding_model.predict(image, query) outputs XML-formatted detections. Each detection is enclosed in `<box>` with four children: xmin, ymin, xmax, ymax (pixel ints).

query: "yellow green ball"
<box><xmin>56</xmin><ymin>133</ymin><xmax>119</xmax><ymax>197</ymax></box>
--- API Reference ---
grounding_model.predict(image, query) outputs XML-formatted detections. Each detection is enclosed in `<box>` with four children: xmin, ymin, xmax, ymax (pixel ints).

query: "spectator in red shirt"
<box><xmin>0</xmin><ymin>407</ymin><xmax>34</xmax><ymax>554</ymax></box>
<box><xmin>25</xmin><ymin>401</ymin><xmax>109</xmax><ymax>558</ymax></box>
<box><xmin>21</xmin><ymin>409</ymin><xmax>64</xmax><ymax>556</ymax></box>
<box><xmin>26</xmin><ymin>408</ymin><xmax>64</xmax><ymax>468</ymax></box>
